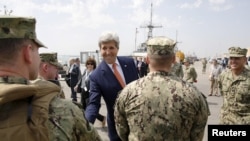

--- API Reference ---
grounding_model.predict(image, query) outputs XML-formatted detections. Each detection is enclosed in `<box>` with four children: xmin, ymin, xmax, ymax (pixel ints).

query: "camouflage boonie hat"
<box><xmin>228</xmin><ymin>47</ymin><xmax>247</xmax><ymax>57</ymax></box>
<box><xmin>0</xmin><ymin>16</ymin><xmax>46</xmax><ymax>48</ymax></box>
<box><xmin>40</xmin><ymin>53</ymin><xmax>62</xmax><ymax>68</ymax></box>
<box><xmin>147</xmin><ymin>36</ymin><xmax>176</xmax><ymax>56</ymax></box>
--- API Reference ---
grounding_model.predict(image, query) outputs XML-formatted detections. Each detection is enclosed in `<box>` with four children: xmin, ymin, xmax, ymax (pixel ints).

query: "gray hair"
<box><xmin>98</xmin><ymin>31</ymin><xmax>120</xmax><ymax>49</ymax></box>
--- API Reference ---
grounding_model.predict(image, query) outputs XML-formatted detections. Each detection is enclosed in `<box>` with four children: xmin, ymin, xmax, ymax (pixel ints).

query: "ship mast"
<box><xmin>140</xmin><ymin>2</ymin><xmax>162</xmax><ymax>40</ymax></box>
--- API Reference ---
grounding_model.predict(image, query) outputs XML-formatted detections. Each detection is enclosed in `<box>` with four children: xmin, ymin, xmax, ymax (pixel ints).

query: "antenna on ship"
<box><xmin>140</xmin><ymin>2</ymin><xmax>162</xmax><ymax>40</ymax></box>
<box><xmin>1</xmin><ymin>5</ymin><xmax>13</xmax><ymax>15</ymax></box>
<box><xmin>135</xmin><ymin>28</ymin><xmax>139</xmax><ymax>51</ymax></box>
<box><xmin>175</xmin><ymin>30</ymin><xmax>182</xmax><ymax>52</ymax></box>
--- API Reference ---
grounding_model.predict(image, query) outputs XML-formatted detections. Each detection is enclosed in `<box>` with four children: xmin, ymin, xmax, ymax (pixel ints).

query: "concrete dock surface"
<box><xmin>60</xmin><ymin>61</ymin><xmax>222</xmax><ymax>141</ymax></box>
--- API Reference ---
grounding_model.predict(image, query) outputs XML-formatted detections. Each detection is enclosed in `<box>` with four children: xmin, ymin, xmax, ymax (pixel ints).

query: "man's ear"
<box><xmin>42</xmin><ymin>63</ymin><xmax>48</xmax><ymax>72</ymax></box>
<box><xmin>22</xmin><ymin>44</ymin><xmax>33</xmax><ymax>64</ymax></box>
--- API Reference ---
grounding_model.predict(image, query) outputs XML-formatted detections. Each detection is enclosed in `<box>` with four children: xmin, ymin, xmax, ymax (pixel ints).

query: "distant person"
<box><xmin>133</xmin><ymin>56</ymin><xmax>138</xmax><ymax>68</ymax></box>
<box><xmin>65</xmin><ymin>58</ymin><xmax>75</xmax><ymax>87</ymax></box>
<box><xmin>208</xmin><ymin>59</ymin><xmax>223</xmax><ymax>96</ymax></box>
<box><xmin>132</xmin><ymin>56</ymin><xmax>141</xmax><ymax>77</ymax></box>
<box><xmin>143</xmin><ymin>57</ymin><xmax>149</xmax><ymax>75</ymax></box>
<box><xmin>137</xmin><ymin>57</ymin><xmax>147</xmax><ymax>77</ymax></box>
<box><xmin>69</xmin><ymin>58</ymin><xmax>81</xmax><ymax>102</ymax></box>
<box><xmin>245</xmin><ymin>61</ymin><xmax>250</xmax><ymax>70</ymax></box>
<box><xmin>74</xmin><ymin>57</ymin><xmax>106</xmax><ymax>127</ymax></box>
<box><xmin>85</xmin><ymin>31</ymin><xmax>139</xmax><ymax>141</ymax></box>
<box><xmin>222</xmin><ymin>57</ymin><xmax>229</xmax><ymax>69</ymax></box>
<box><xmin>171</xmin><ymin>56</ymin><xmax>184</xmax><ymax>78</ymax></box>
<box><xmin>201</xmin><ymin>58</ymin><xmax>207</xmax><ymax>74</ymax></box>
<box><xmin>218</xmin><ymin>47</ymin><xmax>250</xmax><ymax>124</ymax></box>
<box><xmin>39</xmin><ymin>52</ymin><xmax>65</xmax><ymax>98</ymax></box>
<box><xmin>0</xmin><ymin>16</ymin><xmax>101</xmax><ymax>141</ymax></box>
<box><xmin>114</xmin><ymin>36</ymin><xmax>210</xmax><ymax>141</ymax></box>
<box><xmin>183</xmin><ymin>58</ymin><xmax>197</xmax><ymax>84</ymax></box>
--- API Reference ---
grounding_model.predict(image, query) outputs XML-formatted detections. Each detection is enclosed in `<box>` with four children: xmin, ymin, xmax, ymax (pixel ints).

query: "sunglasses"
<box><xmin>87</xmin><ymin>63</ymin><xmax>94</xmax><ymax>65</ymax></box>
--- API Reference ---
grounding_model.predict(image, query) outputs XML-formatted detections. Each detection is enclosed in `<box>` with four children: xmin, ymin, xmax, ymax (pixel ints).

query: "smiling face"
<box><xmin>229</xmin><ymin>56</ymin><xmax>247</xmax><ymax>71</ymax></box>
<box><xmin>100</xmin><ymin>40</ymin><xmax>119</xmax><ymax>64</ymax></box>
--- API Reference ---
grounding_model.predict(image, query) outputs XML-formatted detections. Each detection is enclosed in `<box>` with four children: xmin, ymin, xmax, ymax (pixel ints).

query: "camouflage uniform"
<box><xmin>218</xmin><ymin>47</ymin><xmax>250</xmax><ymax>124</ymax></box>
<box><xmin>183</xmin><ymin>58</ymin><xmax>197</xmax><ymax>83</ymax></box>
<box><xmin>0</xmin><ymin>16</ymin><xmax>101</xmax><ymax>140</ymax></box>
<box><xmin>114</xmin><ymin>36</ymin><xmax>209</xmax><ymax>141</ymax></box>
<box><xmin>39</xmin><ymin>53</ymin><xmax>65</xmax><ymax>99</ymax></box>
<box><xmin>0</xmin><ymin>77</ymin><xmax>102</xmax><ymax>141</ymax></box>
<box><xmin>201</xmin><ymin>58</ymin><xmax>207</xmax><ymax>74</ymax></box>
<box><xmin>171</xmin><ymin>62</ymin><xmax>184</xmax><ymax>78</ymax></box>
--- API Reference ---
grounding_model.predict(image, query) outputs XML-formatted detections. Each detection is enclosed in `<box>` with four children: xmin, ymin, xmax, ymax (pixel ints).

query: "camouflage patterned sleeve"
<box><xmin>114</xmin><ymin>88</ymin><xmax>130</xmax><ymax>141</ymax></box>
<box><xmin>180</xmin><ymin>65</ymin><xmax>184</xmax><ymax>78</ymax></box>
<box><xmin>190</xmin><ymin>91</ymin><xmax>210</xmax><ymax>141</ymax></box>
<box><xmin>191</xmin><ymin>67</ymin><xmax>197</xmax><ymax>81</ymax></box>
<box><xmin>217</xmin><ymin>71</ymin><xmax>225</xmax><ymax>96</ymax></box>
<box><xmin>48</xmin><ymin>98</ymin><xmax>102</xmax><ymax>141</ymax></box>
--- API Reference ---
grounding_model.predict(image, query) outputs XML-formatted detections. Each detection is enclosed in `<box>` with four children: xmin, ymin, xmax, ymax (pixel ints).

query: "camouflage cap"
<box><xmin>146</xmin><ymin>36</ymin><xmax>176</xmax><ymax>56</ymax></box>
<box><xmin>228</xmin><ymin>47</ymin><xmax>247</xmax><ymax>57</ymax></box>
<box><xmin>40</xmin><ymin>53</ymin><xmax>62</xmax><ymax>68</ymax></box>
<box><xmin>0</xmin><ymin>16</ymin><xmax>46</xmax><ymax>48</ymax></box>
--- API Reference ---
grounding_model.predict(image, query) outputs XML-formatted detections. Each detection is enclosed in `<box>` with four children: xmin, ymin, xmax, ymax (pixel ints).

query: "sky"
<box><xmin>1</xmin><ymin>0</ymin><xmax>250</xmax><ymax>59</ymax></box>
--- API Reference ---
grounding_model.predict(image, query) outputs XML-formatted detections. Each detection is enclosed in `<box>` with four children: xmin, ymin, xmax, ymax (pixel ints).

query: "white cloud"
<box><xmin>210</xmin><ymin>4</ymin><xmax>232</xmax><ymax>11</ymax></box>
<box><xmin>1</xmin><ymin>0</ymin><xmax>116</xmax><ymax>28</ymax></box>
<box><xmin>209</xmin><ymin>0</ymin><xmax>226</xmax><ymax>5</ymax></box>
<box><xmin>128</xmin><ymin>0</ymin><xmax>168</xmax><ymax>27</ymax></box>
<box><xmin>154</xmin><ymin>0</ymin><xmax>164</xmax><ymax>7</ymax></box>
<box><xmin>179</xmin><ymin>0</ymin><xmax>203</xmax><ymax>9</ymax></box>
<box><xmin>130</xmin><ymin>0</ymin><xmax>144</xmax><ymax>8</ymax></box>
<box><xmin>208</xmin><ymin>0</ymin><xmax>233</xmax><ymax>11</ymax></box>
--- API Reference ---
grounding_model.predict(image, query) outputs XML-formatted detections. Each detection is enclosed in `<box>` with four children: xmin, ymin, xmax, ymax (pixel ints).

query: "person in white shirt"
<box><xmin>208</xmin><ymin>59</ymin><xmax>223</xmax><ymax>96</ymax></box>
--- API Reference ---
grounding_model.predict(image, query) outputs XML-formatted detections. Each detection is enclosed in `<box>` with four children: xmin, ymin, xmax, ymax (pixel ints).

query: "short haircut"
<box><xmin>98</xmin><ymin>31</ymin><xmax>120</xmax><ymax>49</ymax></box>
<box><xmin>0</xmin><ymin>38</ymin><xmax>33</xmax><ymax>65</ymax></box>
<box><xmin>148</xmin><ymin>51</ymin><xmax>175</xmax><ymax>67</ymax></box>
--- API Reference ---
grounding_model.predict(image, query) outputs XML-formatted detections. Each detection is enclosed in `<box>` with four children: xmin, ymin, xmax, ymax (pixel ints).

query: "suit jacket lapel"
<box><xmin>99</xmin><ymin>61</ymin><xmax>117</xmax><ymax>83</ymax></box>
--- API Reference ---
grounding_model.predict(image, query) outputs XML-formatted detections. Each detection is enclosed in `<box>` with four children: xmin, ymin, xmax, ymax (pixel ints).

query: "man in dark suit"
<box><xmin>69</xmin><ymin>58</ymin><xmax>81</xmax><ymax>102</ymax></box>
<box><xmin>137</xmin><ymin>57</ymin><xmax>148</xmax><ymax>77</ymax></box>
<box><xmin>85</xmin><ymin>31</ymin><xmax>139</xmax><ymax>141</ymax></box>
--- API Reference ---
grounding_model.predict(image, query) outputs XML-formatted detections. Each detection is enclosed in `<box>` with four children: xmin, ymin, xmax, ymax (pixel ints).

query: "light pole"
<box><xmin>135</xmin><ymin>28</ymin><xmax>138</xmax><ymax>51</ymax></box>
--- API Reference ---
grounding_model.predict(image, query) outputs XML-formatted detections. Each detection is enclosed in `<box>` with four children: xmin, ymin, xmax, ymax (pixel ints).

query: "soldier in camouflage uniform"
<box><xmin>171</xmin><ymin>56</ymin><xmax>184</xmax><ymax>78</ymax></box>
<box><xmin>201</xmin><ymin>58</ymin><xmax>207</xmax><ymax>74</ymax></box>
<box><xmin>183</xmin><ymin>58</ymin><xmax>197</xmax><ymax>84</ymax></box>
<box><xmin>114</xmin><ymin>36</ymin><xmax>210</xmax><ymax>141</ymax></box>
<box><xmin>0</xmin><ymin>16</ymin><xmax>101</xmax><ymax>140</ymax></box>
<box><xmin>39</xmin><ymin>52</ymin><xmax>65</xmax><ymax>99</ymax></box>
<box><xmin>218</xmin><ymin>47</ymin><xmax>250</xmax><ymax>124</ymax></box>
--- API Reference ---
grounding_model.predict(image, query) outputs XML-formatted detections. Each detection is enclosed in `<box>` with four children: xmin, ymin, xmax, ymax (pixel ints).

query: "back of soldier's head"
<box><xmin>146</xmin><ymin>36</ymin><xmax>176</xmax><ymax>65</ymax></box>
